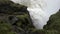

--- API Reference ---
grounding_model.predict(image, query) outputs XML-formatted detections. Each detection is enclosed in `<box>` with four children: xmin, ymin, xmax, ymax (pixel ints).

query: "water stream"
<box><xmin>11</xmin><ymin>0</ymin><xmax>60</xmax><ymax>29</ymax></box>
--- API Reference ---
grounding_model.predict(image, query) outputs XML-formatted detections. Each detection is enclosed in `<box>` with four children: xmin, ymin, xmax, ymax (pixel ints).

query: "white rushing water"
<box><xmin>11</xmin><ymin>0</ymin><xmax>60</xmax><ymax>29</ymax></box>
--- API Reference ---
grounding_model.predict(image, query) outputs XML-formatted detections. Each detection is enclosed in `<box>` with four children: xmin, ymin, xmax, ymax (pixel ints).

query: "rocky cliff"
<box><xmin>0</xmin><ymin>0</ymin><xmax>35</xmax><ymax>34</ymax></box>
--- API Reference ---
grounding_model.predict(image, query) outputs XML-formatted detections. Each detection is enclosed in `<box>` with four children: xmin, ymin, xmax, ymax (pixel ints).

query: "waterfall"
<box><xmin>11</xmin><ymin>0</ymin><xmax>60</xmax><ymax>29</ymax></box>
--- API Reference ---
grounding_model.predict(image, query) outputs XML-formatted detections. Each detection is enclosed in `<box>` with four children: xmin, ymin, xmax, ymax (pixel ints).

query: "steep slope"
<box><xmin>44</xmin><ymin>10</ymin><xmax>60</xmax><ymax>34</ymax></box>
<box><xmin>0</xmin><ymin>0</ymin><xmax>35</xmax><ymax>34</ymax></box>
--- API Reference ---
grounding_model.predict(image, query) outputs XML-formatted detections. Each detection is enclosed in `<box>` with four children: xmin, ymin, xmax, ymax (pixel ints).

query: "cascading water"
<box><xmin>11</xmin><ymin>0</ymin><xmax>60</xmax><ymax>29</ymax></box>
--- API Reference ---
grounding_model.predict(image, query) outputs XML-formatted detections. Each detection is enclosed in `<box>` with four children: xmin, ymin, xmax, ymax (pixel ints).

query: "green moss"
<box><xmin>0</xmin><ymin>0</ymin><xmax>34</xmax><ymax>34</ymax></box>
<box><xmin>44</xmin><ymin>10</ymin><xmax>60</xmax><ymax>34</ymax></box>
<box><xmin>7</xmin><ymin>32</ymin><xmax>17</xmax><ymax>34</ymax></box>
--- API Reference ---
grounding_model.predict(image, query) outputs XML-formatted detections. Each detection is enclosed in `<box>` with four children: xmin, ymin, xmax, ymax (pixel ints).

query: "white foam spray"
<box><xmin>11</xmin><ymin>0</ymin><xmax>60</xmax><ymax>29</ymax></box>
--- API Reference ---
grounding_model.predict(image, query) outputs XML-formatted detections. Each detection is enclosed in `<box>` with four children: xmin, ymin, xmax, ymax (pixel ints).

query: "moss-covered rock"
<box><xmin>0</xmin><ymin>0</ymin><xmax>35</xmax><ymax>34</ymax></box>
<box><xmin>44</xmin><ymin>10</ymin><xmax>60</xmax><ymax>34</ymax></box>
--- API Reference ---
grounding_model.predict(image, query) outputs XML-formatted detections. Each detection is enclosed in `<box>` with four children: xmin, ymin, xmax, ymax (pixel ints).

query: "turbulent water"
<box><xmin>11</xmin><ymin>0</ymin><xmax>60</xmax><ymax>29</ymax></box>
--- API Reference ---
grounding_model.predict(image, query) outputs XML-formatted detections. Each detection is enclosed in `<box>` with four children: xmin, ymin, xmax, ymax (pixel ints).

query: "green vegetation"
<box><xmin>44</xmin><ymin>10</ymin><xmax>60</xmax><ymax>34</ymax></box>
<box><xmin>0</xmin><ymin>0</ymin><xmax>34</xmax><ymax>34</ymax></box>
<box><xmin>0</xmin><ymin>0</ymin><xmax>60</xmax><ymax>34</ymax></box>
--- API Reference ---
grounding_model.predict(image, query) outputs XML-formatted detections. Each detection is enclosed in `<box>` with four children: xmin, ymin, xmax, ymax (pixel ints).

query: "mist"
<box><xmin>11</xmin><ymin>0</ymin><xmax>60</xmax><ymax>29</ymax></box>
